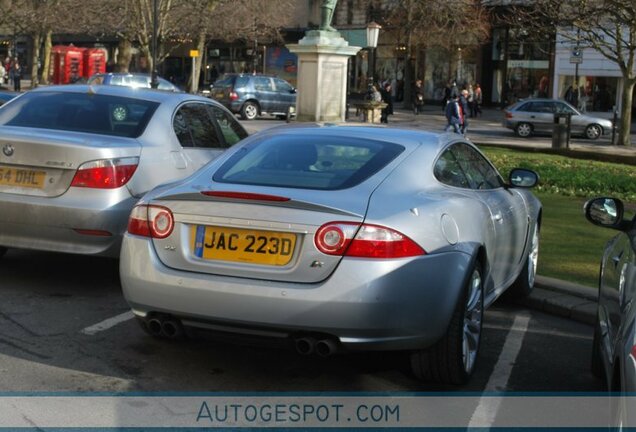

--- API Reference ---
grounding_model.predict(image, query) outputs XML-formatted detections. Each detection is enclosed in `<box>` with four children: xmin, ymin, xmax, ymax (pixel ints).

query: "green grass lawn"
<box><xmin>535</xmin><ymin>192</ymin><xmax>611</xmax><ymax>287</ymax></box>
<box><xmin>477</xmin><ymin>146</ymin><xmax>636</xmax><ymax>288</ymax></box>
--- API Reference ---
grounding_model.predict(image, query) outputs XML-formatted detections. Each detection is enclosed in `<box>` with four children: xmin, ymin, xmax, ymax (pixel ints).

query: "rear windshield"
<box><xmin>213</xmin><ymin>135</ymin><xmax>405</xmax><ymax>190</ymax></box>
<box><xmin>0</xmin><ymin>91</ymin><xmax>160</xmax><ymax>138</ymax></box>
<box><xmin>214</xmin><ymin>75</ymin><xmax>248</xmax><ymax>89</ymax></box>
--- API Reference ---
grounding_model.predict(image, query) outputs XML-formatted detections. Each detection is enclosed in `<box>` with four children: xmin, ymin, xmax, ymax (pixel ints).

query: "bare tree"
<box><xmin>505</xmin><ymin>0</ymin><xmax>635</xmax><ymax>146</ymax></box>
<box><xmin>375</xmin><ymin>0</ymin><xmax>491</xmax><ymax>107</ymax></box>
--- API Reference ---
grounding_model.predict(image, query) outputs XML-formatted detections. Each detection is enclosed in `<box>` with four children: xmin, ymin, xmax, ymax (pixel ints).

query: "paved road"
<box><xmin>0</xmin><ymin>248</ymin><xmax>602</xmax><ymax>393</ymax></box>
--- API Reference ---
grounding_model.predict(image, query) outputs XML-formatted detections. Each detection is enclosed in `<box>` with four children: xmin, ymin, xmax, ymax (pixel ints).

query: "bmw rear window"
<box><xmin>0</xmin><ymin>91</ymin><xmax>159</xmax><ymax>138</ymax></box>
<box><xmin>213</xmin><ymin>135</ymin><xmax>405</xmax><ymax>190</ymax></box>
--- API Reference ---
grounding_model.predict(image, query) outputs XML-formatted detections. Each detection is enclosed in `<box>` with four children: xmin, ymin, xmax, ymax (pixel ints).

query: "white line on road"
<box><xmin>468</xmin><ymin>314</ymin><xmax>531</xmax><ymax>428</ymax></box>
<box><xmin>81</xmin><ymin>311</ymin><xmax>135</xmax><ymax>336</ymax></box>
<box><xmin>483</xmin><ymin>322</ymin><xmax>592</xmax><ymax>340</ymax></box>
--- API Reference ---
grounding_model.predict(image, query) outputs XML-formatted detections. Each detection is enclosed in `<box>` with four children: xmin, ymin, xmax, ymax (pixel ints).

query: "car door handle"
<box><xmin>493</xmin><ymin>213</ymin><xmax>503</xmax><ymax>222</ymax></box>
<box><xmin>612</xmin><ymin>251</ymin><xmax>623</xmax><ymax>267</ymax></box>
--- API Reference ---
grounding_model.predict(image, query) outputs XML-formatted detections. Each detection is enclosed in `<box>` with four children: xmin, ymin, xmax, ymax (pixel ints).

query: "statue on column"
<box><xmin>319</xmin><ymin>0</ymin><xmax>338</xmax><ymax>32</ymax></box>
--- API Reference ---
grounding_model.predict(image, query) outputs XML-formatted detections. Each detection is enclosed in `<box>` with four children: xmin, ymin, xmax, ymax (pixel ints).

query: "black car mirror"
<box><xmin>509</xmin><ymin>168</ymin><xmax>539</xmax><ymax>188</ymax></box>
<box><xmin>584</xmin><ymin>197</ymin><xmax>625</xmax><ymax>229</ymax></box>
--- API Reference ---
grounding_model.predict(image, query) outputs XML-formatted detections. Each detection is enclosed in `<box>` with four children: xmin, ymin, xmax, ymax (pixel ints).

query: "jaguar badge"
<box><xmin>2</xmin><ymin>144</ymin><xmax>14</xmax><ymax>157</ymax></box>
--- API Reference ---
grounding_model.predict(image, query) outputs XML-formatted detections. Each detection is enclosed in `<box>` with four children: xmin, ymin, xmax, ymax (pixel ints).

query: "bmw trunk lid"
<box><xmin>0</xmin><ymin>127</ymin><xmax>141</xmax><ymax>197</ymax></box>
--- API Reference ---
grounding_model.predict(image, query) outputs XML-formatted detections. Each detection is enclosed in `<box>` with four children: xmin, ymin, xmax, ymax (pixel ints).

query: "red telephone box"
<box><xmin>83</xmin><ymin>48</ymin><xmax>106</xmax><ymax>78</ymax></box>
<box><xmin>50</xmin><ymin>45</ymin><xmax>84</xmax><ymax>84</ymax></box>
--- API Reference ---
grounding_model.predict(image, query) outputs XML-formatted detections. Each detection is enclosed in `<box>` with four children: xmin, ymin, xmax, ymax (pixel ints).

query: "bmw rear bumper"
<box><xmin>120</xmin><ymin>234</ymin><xmax>473</xmax><ymax>351</ymax></box>
<box><xmin>0</xmin><ymin>187</ymin><xmax>137</xmax><ymax>257</ymax></box>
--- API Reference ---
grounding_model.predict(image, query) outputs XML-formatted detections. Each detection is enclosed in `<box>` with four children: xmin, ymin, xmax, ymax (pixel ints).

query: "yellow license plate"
<box><xmin>216</xmin><ymin>92</ymin><xmax>225</xmax><ymax>99</ymax></box>
<box><xmin>191</xmin><ymin>225</ymin><xmax>296</xmax><ymax>266</ymax></box>
<box><xmin>0</xmin><ymin>165</ymin><xmax>46</xmax><ymax>189</ymax></box>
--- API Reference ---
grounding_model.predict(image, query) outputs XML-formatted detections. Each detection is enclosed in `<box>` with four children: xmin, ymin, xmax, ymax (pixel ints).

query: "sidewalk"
<box><xmin>350</xmin><ymin>104</ymin><xmax>614</xmax><ymax>325</ymax></box>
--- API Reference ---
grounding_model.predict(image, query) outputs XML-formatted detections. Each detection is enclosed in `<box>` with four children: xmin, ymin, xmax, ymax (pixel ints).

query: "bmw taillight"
<box><xmin>315</xmin><ymin>222</ymin><xmax>425</xmax><ymax>258</ymax></box>
<box><xmin>229</xmin><ymin>91</ymin><xmax>239</xmax><ymax>101</ymax></box>
<box><xmin>71</xmin><ymin>157</ymin><xmax>139</xmax><ymax>189</ymax></box>
<box><xmin>127</xmin><ymin>204</ymin><xmax>174</xmax><ymax>239</ymax></box>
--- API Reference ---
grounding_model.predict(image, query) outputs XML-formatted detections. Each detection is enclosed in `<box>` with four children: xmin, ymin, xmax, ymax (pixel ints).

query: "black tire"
<box><xmin>0</xmin><ymin>247</ymin><xmax>6</xmax><ymax>259</ymax></box>
<box><xmin>515</xmin><ymin>122</ymin><xmax>533</xmax><ymax>138</ymax></box>
<box><xmin>591</xmin><ymin>320</ymin><xmax>604</xmax><ymax>380</ymax></box>
<box><xmin>508</xmin><ymin>222</ymin><xmax>540</xmax><ymax>298</ymax></box>
<box><xmin>585</xmin><ymin>124</ymin><xmax>602</xmax><ymax>140</ymax></box>
<box><xmin>411</xmin><ymin>261</ymin><xmax>484</xmax><ymax>384</ymax></box>
<box><xmin>240</xmin><ymin>101</ymin><xmax>259</xmax><ymax>120</ymax></box>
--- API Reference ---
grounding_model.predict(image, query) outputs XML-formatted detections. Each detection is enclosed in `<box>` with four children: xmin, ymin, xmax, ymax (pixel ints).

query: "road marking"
<box><xmin>483</xmin><ymin>322</ymin><xmax>592</xmax><ymax>340</ymax></box>
<box><xmin>468</xmin><ymin>314</ymin><xmax>531</xmax><ymax>428</ymax></box>
<box><xmin>81</xmin><ymin>311</ymin><xmax>135</xmax><ymax>336</ymax></box>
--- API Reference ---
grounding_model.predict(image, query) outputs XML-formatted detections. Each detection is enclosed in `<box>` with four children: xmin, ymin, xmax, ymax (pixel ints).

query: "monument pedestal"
<box><xmin>288</xmin><ymin>31</ymin><xmax>361</xmax><ymax>122</ymax></box>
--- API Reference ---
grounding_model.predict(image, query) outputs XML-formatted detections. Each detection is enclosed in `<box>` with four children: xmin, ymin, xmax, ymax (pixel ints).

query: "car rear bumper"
<box><xmin>0</xmin><ymin>187</ymin><xmax>137</xmax><ymax>257</ymax></box>
<box><xmin>120</xmin><ymin>234</ymin><xmax>472</xmax><ymax>351</ymax></box>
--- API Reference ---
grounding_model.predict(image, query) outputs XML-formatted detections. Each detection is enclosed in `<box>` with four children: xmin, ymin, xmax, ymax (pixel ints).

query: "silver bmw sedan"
<box><xmin>0</xmin><ymin>85</ymin><xmax>247</xmax><ymax>258</ymax></box>
<box><xmin>120</xmin><ymin>125</ymin><xmax>542</xmax><ymax>384</ymax></box>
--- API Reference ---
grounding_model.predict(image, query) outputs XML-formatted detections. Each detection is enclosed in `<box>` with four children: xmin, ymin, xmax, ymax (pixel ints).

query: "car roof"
<box><xmin>28</xmin><ymin>84</ymin><xmax>209</xmax><ymax>104</ymax></box>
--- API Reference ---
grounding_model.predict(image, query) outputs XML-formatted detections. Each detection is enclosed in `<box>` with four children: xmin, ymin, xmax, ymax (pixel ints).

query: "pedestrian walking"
<box><xmin>380</xmin><ymin>82</ymin><xmax>393</xmax><ymax>124</ymax></box>
<box><xmin>459</xmin><ymin>89</ymin><xmax>470</xmax><ymax>136</ymax></box>
<box><xmin>413</xmin><ymin>79</ymin><xmax>424</xmax><ymax>115</ymax></box>
<box><xmin>10</xmin><ymin>59</ymin><xmax>22</xmax><ymax>92</ymax></box>
<box><xmin>444</xmin><ymin>95</ymin><xmax>462</xmax><ymax>134</ymax></box>
<box><xmin>467</xmin><ymin>84</ymin><xmax>476</xmax><ymax>118</ymax></box>
<box><xmin>474</xmin><ymin>83</ymin><xmax>483</xmax><ymax>117</ymax></box>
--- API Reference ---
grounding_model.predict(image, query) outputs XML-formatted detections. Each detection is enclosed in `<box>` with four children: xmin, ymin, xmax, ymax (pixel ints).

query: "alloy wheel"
<box><xmin>463</xmin><ymin>267</ymin><xmax>483</xmax><ymax>375</ymax></box>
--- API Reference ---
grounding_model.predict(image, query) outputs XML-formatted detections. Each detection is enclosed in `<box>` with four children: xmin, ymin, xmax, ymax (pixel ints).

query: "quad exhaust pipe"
<box><xmin>294</xmin><ymin>336</ymin><xmax>338</xmax><ymax>357</ymax></box>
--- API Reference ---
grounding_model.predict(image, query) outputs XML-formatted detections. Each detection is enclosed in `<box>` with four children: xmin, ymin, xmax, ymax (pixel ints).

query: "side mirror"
<box><xmin>584</xmin><ymin>197</ymin><xmax>624</xmax><ymax>229</ymax></box>
<box><xmin>509</xmin><ymin>168</ymin><xmax>539</xmax><ymax>188</ymax></box>
<box><xmin>291</xmin><ymin>88</ymin><xmax>297</xmax><ymax>94</ymax></box>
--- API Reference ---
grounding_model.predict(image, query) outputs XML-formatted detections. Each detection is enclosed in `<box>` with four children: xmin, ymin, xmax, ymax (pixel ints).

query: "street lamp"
<box><xmin>150</xmin><ymin>0</ymin><xmax>159</xmax><ymax>89</ymax></box>
<box><xmin>366</xmin><ymin>21</ymin><xmax>381</xmax><ymax>85</ymax></box>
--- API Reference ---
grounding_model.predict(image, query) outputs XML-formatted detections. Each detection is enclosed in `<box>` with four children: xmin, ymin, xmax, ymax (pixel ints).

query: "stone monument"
<box><xmin>287</xmin><ymin>0</ymin><xmax>361</xmax><ymax>122</ymax></box>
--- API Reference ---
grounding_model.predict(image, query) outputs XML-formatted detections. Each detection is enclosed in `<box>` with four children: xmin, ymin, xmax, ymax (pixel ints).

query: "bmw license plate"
<box><xmin>0</xmin><ymin>165</ymin><xmax>46</xmax><ymax>189</ymax></box>
<box><xmin>191</xmin><ymin>225</ymin><xmax>296</xmax><ymax>266</ymax></box>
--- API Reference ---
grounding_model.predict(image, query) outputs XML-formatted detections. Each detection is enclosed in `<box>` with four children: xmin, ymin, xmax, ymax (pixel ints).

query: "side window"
<box><xmin>158</xmin><ymin>79</ymin><xmax>176</xmax><ymax>91</ymax></box>
<box><xmin>434</xmin><ymin>149</ymin><xmax>470</xmax><ymax>189</ymax></box>
<box><xmin>274</xmin><ymin>79</ymin><xmax>293</xmax><ymax>93</ymax></box>
<box><xmin>109</xmin><ymin>75</ymin><xmax>124</xmax><ymax>85</ymax></box>
<box><xmin>131</xmin><ymin>75</ymin><xmax>149</xmax><ymax>87</ymax></box>
<box><xmin>451</xmin><ymin>143</ymin><xmax>503</xmax><ymax>190</ymax></box>
<box><xmin>555</xmin><ymin>102</ymin><xmax>576</xmax><ymax>114</ymax></box>
<box><xmin>253</xmin><ymin>77</ymin><xmax>273</xmax><ymax>92</ymax></box>
<box><xmin>173</xmin><ymin>103</ymin><xmax>222</xmax><ymax>149</ymax></box>
<box><xmin>207</xmin><ymin>105</ymin><xmax>248</xmax><ymax>146</ymax></box>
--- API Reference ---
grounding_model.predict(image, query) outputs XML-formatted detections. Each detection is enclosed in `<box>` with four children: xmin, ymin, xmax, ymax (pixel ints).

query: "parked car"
<box><xmin>503</xmin><ymin>98</ymin><xmax>613</xmax><ymax>140</ymax></box>
<box><xmin>120</xmin><ymin>125</ymin><xmax>542</xmax><ymax>384</ymax></box>
<box><xmin>587</xmin><ymin>197</ymin><xmax>636</xmax><ymax>394</ymax></box>
<box><xmin>87</xmin><ymin>73</ymin><xmax>181</xmax><ymax>92</ymax></box>
<box><xmin>0</xmin><ymin>85</ymin><xmax>248</xmax><ymax>259</ymax></box>
<box><xmin>210</xmin><ymin>73</ymin><xmax>296</xmax><ymax>120</ymax></box>
<box><xmin>0</xmin><ymin>91</ymin><xmax>18</xmax><ymax>106</ymax></box>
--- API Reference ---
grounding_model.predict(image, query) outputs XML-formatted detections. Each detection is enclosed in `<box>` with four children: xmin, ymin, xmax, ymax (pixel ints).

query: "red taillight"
<box><xmin>229</xmin><ymin>91</ymin><xmax>239</xmax><ymax>101</ymax></box>
<box><xmin>315</xmin><ymin>222</ymin><xmax>425</xmax><ymax>258</ymax></box>
<box><xmin>505</xmin><ymin>111</ymin><xmax>513</xmax><ymax>119</ymax></box>
<box><xmin>201</xmin><ymin>191</ymin><xmax>290</xmax><ymax>201</ymax></box>
<box><xmin>71</xmin><ymin>157</ymin><xmax>139</xmax><ymax>189</ymax></box>
<box><xmin>127</xmin><ymin>205</ymin><xmax>174</xmax><ymax>239</ymax></box>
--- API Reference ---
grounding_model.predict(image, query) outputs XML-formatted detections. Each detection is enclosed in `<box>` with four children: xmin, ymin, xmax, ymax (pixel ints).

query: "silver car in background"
<box><xmin>120</xmin><ymin>125</ymin><xmax>542</xmax><ymax>384</ymax></box>
<box><xmin>0</xmin><ymin>85</ymin><xmax>247</xmax><ymax>258</ymax></box>
<box><xmin>503</xmin><ymin>98</ymin><xmax>613</xmax><ymax>140</ymax></box>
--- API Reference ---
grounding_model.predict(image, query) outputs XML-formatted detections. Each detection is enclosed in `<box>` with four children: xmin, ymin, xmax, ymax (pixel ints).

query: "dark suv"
<box><xmin>210</xmin><ymin>74</ymin><xmax>296</xmax><ymax>120</ymax></box>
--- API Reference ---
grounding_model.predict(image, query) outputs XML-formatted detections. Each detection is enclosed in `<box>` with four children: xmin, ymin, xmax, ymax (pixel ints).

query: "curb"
<box><xmin>517</xmin><ymin>275</ymin><xmax>598</xmax><ymax>325</ymax></box>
